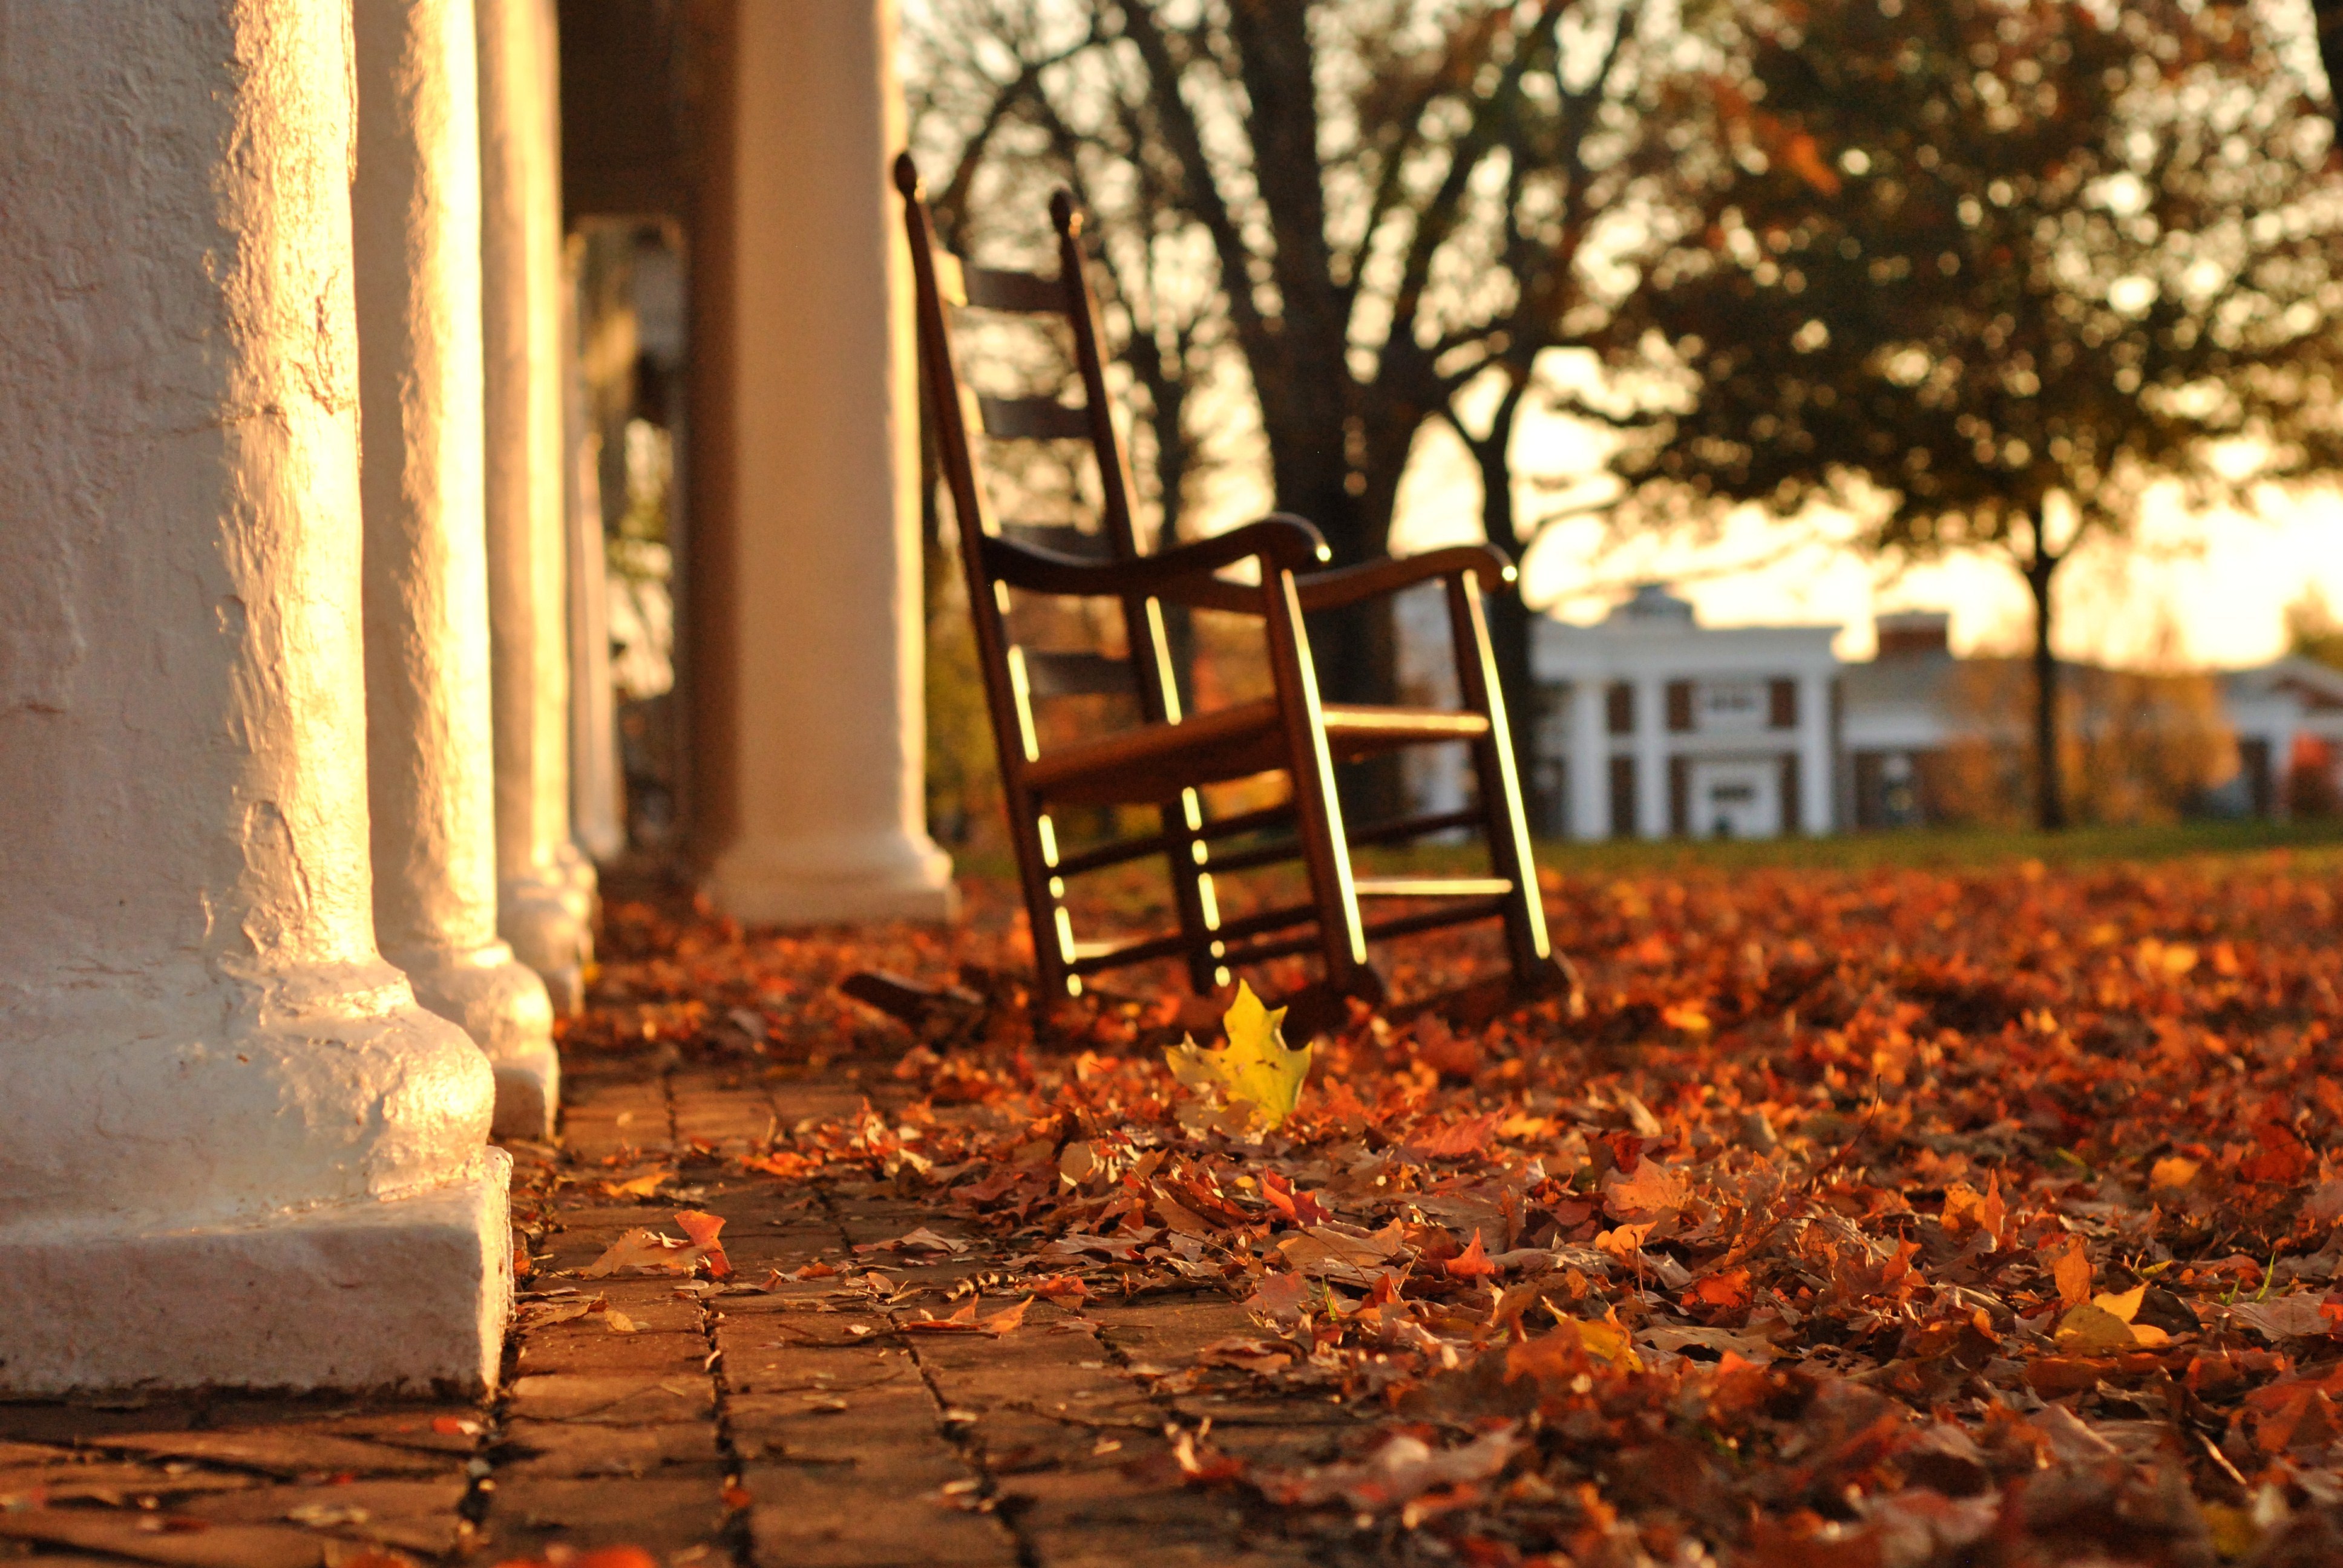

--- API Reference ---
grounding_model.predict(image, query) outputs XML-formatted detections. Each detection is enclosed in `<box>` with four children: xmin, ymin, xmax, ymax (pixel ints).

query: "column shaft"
<box><xmin>1568</xmin><ymin>679</ymin><xmax>1608</xmax><ymax>841</ymax></box>
<box><xmin>480</xmin><ymin>0</ymin><xmax>594</xmax><ymax>1008</ymax></box>
<box><xmin>698</xmin><ymin>1</ymin><xmax>954</xmax><ymax>924</ymax></box>
<box><xmin>0</xmin><ymin>0</ymin><xmax>508</xmax><ymax>1394</ymax></box>
<box><xmin>564</xmin><ymin>239</ymin><xmax>626</xmax><ymax>864</ymax></box>
<box><xmin>1798</xmin><ymin>672</ymin><xmax>1835</xmax><ymax>835</ymax></box>
<box><xmin>1635</xmin><ymin>676</ymin><xmax>1670</xmax><ymax>840</ymax></box>
<box><xmin>356</xmin><ymin>0</ymin><xmax>560</xmax><ymax>1137</ymax></box>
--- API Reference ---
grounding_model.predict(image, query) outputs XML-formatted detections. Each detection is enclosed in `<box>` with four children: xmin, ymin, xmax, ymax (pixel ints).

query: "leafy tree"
<box><xmin>1609</xmin><ymin>0</ymin><xmax>2343</xmax><ymax>829</ymax></box>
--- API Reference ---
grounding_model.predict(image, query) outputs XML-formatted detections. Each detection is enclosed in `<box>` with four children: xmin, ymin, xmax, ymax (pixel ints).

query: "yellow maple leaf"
<box><xmin>1164</xmin><ymin>981</ymin><xmax>1312</xmax><ymax>1129</ymax></box>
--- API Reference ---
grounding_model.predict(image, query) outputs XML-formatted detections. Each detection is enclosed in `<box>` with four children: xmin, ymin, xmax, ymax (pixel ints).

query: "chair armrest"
<box><xmin>1292</xmin><ymin>544</ymin><xmax>1515</xmax><ymax>612</ymax></box>
<box><xmin>979</xmin><ymin>514</ymin><xmax>1329</xmax><ymax>601</ymax></box>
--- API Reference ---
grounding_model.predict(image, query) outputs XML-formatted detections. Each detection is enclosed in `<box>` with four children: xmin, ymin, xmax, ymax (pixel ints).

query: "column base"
<box><xmin>0</xmin><ymin>1152</ymin><xmax>513</xmax><ymax>1396</ymax></box>
<box><xmin>394</xmin><ymin>941</ymin><xmax>560</xmax><ymax>1141</ymax></box>
<box><xmin>500</xmin><ymin>872</ymin><xmax>594</xmax><ymax>1016</ymax></box>
<box><xmin>709</xmin><ymin>832</ymin><xmax>957</xmax><ymax>926</ymax></box>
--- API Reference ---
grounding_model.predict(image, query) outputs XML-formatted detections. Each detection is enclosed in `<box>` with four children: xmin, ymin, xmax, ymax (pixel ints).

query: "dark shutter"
<box><xmin>1666</xmin><ymin>681</ymin><xmax>1694</xmax><ymax>733</ymax></box>
<box><xmin>1605</xmin><ymin>682</ymin><xmax>1634</xmax><ymax>736</ymax></box>
<box><xmin>1769</xmin><ymin>678</ymin><xmax>1798</xmax><ymax>729</ymax></box>
<box><xmin>1781</xmin><ymin>753</ymin><xmax>1802</xmax><ymax>833</ymax></box>
<box><xmin>1668</xmin><ymin>757</ymin><xmax>1689</xmax><ymax>835</ymax></box>
<box><xmin>1608</xmin><ymin>756</ymin><xmax>1637</xmax><ymax>837</ymax></box>
<box><xmin>1853</xmin><ymin>751</ymin><xmax>1885</xmax><ymax>829</ymax></box>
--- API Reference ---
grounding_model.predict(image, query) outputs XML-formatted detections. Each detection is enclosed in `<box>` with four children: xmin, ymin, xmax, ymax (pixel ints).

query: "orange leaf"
<box><xmin>2048</xmin><ymin>1237</ymin><xmax>2092</xmax><ymax>1308</ymax></box>
<box><xmin>675</xmin><ymin>1209</ymin><xmax>733</xmax><ymax>1280</ymax></box>
<box><xmin>1446</xmin><ymin>1229</ymin><xmax>1499</xmax><ymax>1280</ymax></box>
<box><xmin>1686</xmin><ymin>1269</ymin><xmax>1752</xmax><ymax>1312</ymax></box>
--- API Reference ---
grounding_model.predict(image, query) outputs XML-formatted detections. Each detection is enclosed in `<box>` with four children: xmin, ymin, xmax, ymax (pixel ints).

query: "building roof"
<box><xmin>2224</xmin><ymin>655</ymin><xmax>2343</xmax><ymax>713</ymax></box>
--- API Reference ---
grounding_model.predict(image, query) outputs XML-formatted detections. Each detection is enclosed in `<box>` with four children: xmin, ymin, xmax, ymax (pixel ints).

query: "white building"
<box><xmin>1530</xmin><ymin>584</ymin><xmax>1840</xmax><ymax>841</ymax></box>
<box><xmin>1406</xmin><ymin>587</ymin><xmax>2343</xmax><ymax>839</ymax></box>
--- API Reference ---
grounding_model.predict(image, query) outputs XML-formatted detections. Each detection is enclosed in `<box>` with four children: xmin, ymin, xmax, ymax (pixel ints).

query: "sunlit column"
<box><xmin>1634</xmin><ymin>675</ymin><xmax>1670</xmax><ymax>840</ymax></box>
<box><xmin>700</xmin><ymin>0</ymin><xmax>955</xmax><ymax>923</ymax></box>
<box><xmin>0</xmin><ymin>0</ymin><xmax>508</xmax><ymax>1393</ymax></box>
<box><xmin>356</xmin><ymin>0</ymin><xmax>560</xmax><ymax>1137</ymax></box>
<box><xmin>479</xmin><ymin>0</ymin><xmax>595</xmax><ymax>1008</ymax></box>
<box><xmin>564</xmin><ymin>241</ymin><xmax>626</xmax><ymax>866</ymax></box>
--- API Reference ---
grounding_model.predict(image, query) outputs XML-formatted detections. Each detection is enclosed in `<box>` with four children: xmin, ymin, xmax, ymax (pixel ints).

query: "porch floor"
<box><xmin>6</xmin><ymin>844</ymin><xmax>2343</xmax><ymax>1566</ymax></box>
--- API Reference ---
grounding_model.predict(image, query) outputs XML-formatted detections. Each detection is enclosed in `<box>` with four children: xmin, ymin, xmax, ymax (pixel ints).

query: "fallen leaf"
<box><xmin>1446</xmin><ymin>1230</ymin><xmax>1498</xmax><ymax>1280</ymax></box>
<box><xmin>1164</xmin><ymin>981</ymin><xmax>1312</xmax><ymax>1129</ymax></box>
<box><xmin>2222</xmin><ymin>1293</ymin><xmax>2332</xmax><ymax>1342</ymax></box>
<box><xmin>2149</xmin><ymin>1155</ymin><xmax>2201</xmax><ymax>1192</ymax></box>
<box><xmin>1245</xmin><ymin>1272</ymin><xmax>1312</xmax><ymax>1325</ymax></box>
<box><xmin>1258</xmin><ymin>1425</ymin><xmax>1524</xmax><ymax>1511</ymax></box>
<box><xmin>2048</xmin><ymin>1237</ymin><xmax>2092</xmax><ymax>1308</ymax></box>
<box><xmin>583</xmin><ymin>1228</ymin><xmax>697</xmax><ymax>1278</ymax></box>
<box><xmin>674</xmin><ymin>1210</ymin><xmax>733</xmax><ymax>1279</ymax></box>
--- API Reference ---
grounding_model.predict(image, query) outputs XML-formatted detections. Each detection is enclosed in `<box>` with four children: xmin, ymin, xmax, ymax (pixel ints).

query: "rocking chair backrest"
<box><xmin>893</xmin><ymin>157</ymin><xmax>1186</xmax><ymax>763</ymax></box>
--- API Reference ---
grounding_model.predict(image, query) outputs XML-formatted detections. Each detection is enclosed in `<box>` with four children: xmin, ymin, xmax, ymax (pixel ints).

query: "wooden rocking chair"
<box><xmin>896</xmin><ymin>154</ymin><xmax>1557</xmax><ymax>1009</ymax></box>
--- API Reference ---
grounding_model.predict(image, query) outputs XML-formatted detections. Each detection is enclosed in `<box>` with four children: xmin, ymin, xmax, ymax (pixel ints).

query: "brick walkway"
<box><xmin>0</xmin><ymin>1052</ymin><xmax>1348</xmax><ymax>1568</ymax></box>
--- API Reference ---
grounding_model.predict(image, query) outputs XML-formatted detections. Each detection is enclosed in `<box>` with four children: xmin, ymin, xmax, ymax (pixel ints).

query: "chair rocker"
<box><xmin>895</xmin><ymin>153</ymin><xmax>1559</xmax><ymax>1010</ymax></box>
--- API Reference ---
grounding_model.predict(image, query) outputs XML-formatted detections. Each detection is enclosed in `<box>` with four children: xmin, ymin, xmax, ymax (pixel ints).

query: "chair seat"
<box><xmin>1023</xmin><ymin>698</ymin><xmax>1490</xmax><ymax>807</ymax></box>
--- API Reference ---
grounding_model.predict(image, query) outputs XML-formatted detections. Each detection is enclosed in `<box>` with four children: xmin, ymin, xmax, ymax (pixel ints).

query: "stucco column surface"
<box><xmin>706</xmin><ymin>1</ymin><xmax>955</xmax><ymax>924</ymax></box>
<box><xmin>356</xmin><ymin>0</ymin><xmax>560</xmax><ymax>1138</ymax></box>
<box><xmin>479</xmin><ymin>0</ymin><xmax>595</xmax><ymax>1009</ymax></box>
<box><xmin>0</xmin><ymin>0</ymin><xmax>509</xmax><ymax>1394</ymax></box>
<box><xmin>564</xmin><ymin>243</ymin><xmax>626</xmax><ymax>866</ymax></box>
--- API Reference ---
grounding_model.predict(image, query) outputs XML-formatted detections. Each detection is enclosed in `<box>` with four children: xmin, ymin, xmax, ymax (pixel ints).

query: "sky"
<box><xmin>1383</xmin><ymin>389</ymin><xmax>2343</xmax><ymax>671</ymax></box>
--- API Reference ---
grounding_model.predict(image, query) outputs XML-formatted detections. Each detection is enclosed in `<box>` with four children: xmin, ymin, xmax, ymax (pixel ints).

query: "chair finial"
<box><xmin>1049</xmin><ymin>189</ymin><xmax>1081</xmax><ymax>238</ymax></box>
<box><xmin>893</xmin><ymin>151</ymin><xmax>923</xmax><ymax>200</ymax></box>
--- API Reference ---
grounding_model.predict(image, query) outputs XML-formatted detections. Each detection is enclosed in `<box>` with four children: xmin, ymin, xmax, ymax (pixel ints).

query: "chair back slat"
<box><xmin>1048</xmin><ymin>194</ymin><xmax>1183</xmax><ymax>726</ymax></box>
<box><xmin>978</xmin><ymin>394</ymin><xmax>1093</xmax><ymax>443</ymax></box>
<box><xmin>961</xmin><ymin>264</ymin><xmax>1067</xmax><ymax>315</ymax></box>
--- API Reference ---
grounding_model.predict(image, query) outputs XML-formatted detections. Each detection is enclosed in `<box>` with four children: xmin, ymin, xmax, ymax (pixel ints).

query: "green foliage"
<box><xmin>1620</xmin><ymin>0</ymin><xmax>2343</xmax><ymax>546</ymax></box>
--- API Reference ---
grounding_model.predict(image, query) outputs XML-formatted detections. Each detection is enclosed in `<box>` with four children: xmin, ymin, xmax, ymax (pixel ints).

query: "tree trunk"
<box><xmin>2028</xmin><ymin>548</ymin><xmax>2066</xmax><ymax>832</ymax></box>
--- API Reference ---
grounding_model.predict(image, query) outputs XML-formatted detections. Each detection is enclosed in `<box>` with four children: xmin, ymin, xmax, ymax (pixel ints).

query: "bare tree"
<box><xmin>906</xmin><ymin>0</ymin><xmax>1662</xmax><ymax>819</ymax></box>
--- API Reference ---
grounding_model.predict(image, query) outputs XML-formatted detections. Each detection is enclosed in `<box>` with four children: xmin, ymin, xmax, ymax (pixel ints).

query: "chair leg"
<box><xmin>1260</xmin><ymin>569</ymin><xmax>1368</xmax><ymax>993</ymax></box>
<box><xmin>1006</xmin><ymin>785</ymin><xmax>1080</xmax><ymax>1000</ymax></box>
<box><xmin>1159</xmin><ymin>787</ymin><xmax>1223</xmax><ymax>995</ymax></box>
<box><xmin>1445</xmin><ymin>573</ymin><xmax>1553</xmax><ymax>982</ymax></box>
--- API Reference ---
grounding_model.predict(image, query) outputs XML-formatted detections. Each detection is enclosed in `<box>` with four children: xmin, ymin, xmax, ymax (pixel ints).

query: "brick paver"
<box><xmin>0</xmin><ymin>1047</ymin><xmax>1337</xmax><ymax>1567</ymax></box>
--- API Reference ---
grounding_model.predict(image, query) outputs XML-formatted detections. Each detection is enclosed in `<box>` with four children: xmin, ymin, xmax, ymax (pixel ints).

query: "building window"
<box><xmin>1666</xmin><ymin>681</ymin><xmax>1694</xmax><ymax>733</ymax></box>
<box><xmin>1695</xmin><ymin>679</ymin><xmax>1764</xmax><ymax>733</ymax></box>
<box><xmin>1605</xmin><ymin>682</ymin><xmax>1634</xmax><ymax>736</ymax></box>
<box><xmin>1608</xmin><ymin>756</ymin><xmax>1637</xmax><ymax>837</ymax></box>
<box><xmin>1780</xmin><ymin>751</ymin><xmax>1802</xmax><ymax>832</ymax></box>
<box><xmin>1769</xmin><ymin>678</ymin><xmax>1798</xmax><ymax>730</ymax></box>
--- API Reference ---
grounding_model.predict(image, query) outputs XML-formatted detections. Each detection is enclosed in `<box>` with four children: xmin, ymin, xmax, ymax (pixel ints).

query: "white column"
<box><xmin>705</xmin><ymin>1</ymin><xmax>955</xmax><ymax>924</ymax></box>
<box><xmin>1568</xmin><ymin>679</ymin><xmax>1608</xmax><ymax>841</ymax></box>
<box><xmin>1798</xmin><ymin>671</ymin><xmax>1834</xmax><ymax>834</ymax></box>
<box><xmin>356</xmin><ymin>0</ymin><xmax>560</xmax><ymax>1138</ymax></box>
<box><xmin>1635</xmin><ymin>675</ymin><xmax>1670</xmax><ymax>839</ymax></box>
<box><xmin>564</xmin><ymin>240</ymin><xmax>626</xmax><ymax>865</ymax></box>
<box><xmin>0</xmin><ymin>0</ymin><xmax>508</xmax><ymax>1393</ymax></box>
<box><xmin>480</xmin><ymin>0</ymin><xmax>595</xmax><ymax>1010</ymax></box>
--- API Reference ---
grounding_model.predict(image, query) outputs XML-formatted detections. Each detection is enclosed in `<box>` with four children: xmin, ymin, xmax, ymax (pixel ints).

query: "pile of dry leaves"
<box><xmin>571</xmin><ymin>854</ymin><xmax>2343</xmax><ymax>1566</ymax></box>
